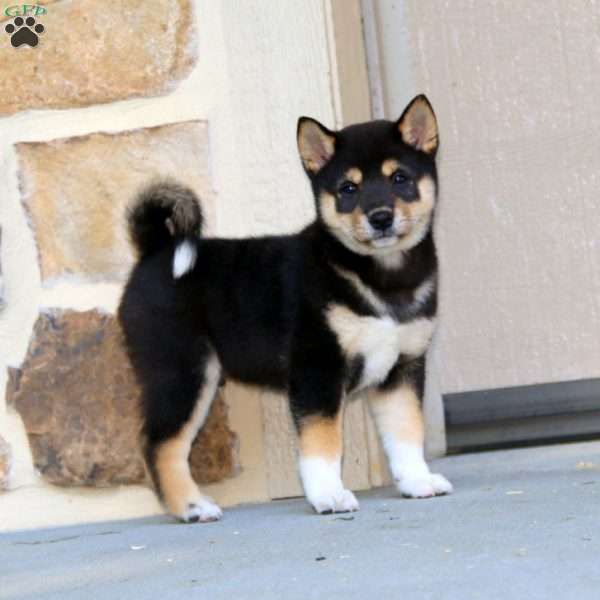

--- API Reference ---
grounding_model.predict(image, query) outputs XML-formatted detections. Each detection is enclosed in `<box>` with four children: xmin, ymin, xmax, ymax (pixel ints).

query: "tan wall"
<box><xmin>374</xmin><ymin>0</ymin><xmax>600</xmax><ymax>393</ymax></box>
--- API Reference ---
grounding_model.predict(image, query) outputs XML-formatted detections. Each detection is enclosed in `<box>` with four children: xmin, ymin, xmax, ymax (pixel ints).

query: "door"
<box><xmin>363</xmin><ymin>0</ymin><xmax>600</xmax><ymax>451</ymax></box>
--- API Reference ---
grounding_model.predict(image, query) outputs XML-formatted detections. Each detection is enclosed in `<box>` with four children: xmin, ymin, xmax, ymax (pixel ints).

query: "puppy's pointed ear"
<box><xmin>397</xmin><ymin>95</ymin><xmax>439</xmax><ymax>155</ymax></box>
<box><xmin>297</xmin><ymin>117</ymin><xmax>336</xmax><ymax>174</ymax></box>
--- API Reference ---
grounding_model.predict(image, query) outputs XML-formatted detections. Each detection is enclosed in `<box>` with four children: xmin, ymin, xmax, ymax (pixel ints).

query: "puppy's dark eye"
<box><xmin>337</xmin><ymin>181</ymin><xmax>359</xmax><ymax>212</ymax></box>
<box><xmin>392</xmin><ymin>171</ymin><xmax>409</xmax><ymax>185</ymax></box>
<box><xmin>339</xmin><ymin>181</ymin><xmax>358</xmax><ymax>195</ymax></box>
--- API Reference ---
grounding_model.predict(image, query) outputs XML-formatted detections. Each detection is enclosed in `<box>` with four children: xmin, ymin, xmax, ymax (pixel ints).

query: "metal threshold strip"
<box><xmin>444</xmin><ymin>378</ymin><xmax>600</xmax><ymax>453</ymax></box>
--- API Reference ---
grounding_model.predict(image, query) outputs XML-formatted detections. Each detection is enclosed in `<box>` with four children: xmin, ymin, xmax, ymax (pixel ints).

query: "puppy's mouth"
<box><xmin>370</xmin><ymin>230</ymin><xmax>401</xmax><ymax>248</ymax></box>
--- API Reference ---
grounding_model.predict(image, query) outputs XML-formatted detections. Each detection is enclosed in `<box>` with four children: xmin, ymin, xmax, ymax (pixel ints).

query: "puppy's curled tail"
<box><xmin>127</xmin><ymin>180</ymin><xmax>203</xmax><ymax>278</ymax></box>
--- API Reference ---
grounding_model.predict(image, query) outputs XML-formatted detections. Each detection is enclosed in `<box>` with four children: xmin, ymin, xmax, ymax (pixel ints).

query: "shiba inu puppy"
<box><xmin>119</xmin><ymin>95</ymin><xmax>452</xmax><ymax>522</ymax></box>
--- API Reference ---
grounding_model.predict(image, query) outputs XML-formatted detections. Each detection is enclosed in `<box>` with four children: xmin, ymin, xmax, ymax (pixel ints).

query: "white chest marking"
<box><xmin>326</xmin><ymin>304</ymin><xmax>435</xmax><ymax>389</ymax></box>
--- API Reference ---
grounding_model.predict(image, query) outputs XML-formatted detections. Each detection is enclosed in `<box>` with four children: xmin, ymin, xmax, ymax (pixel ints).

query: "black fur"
<box><xmin>119</xmin><ymin>97</ymin><xmax>440</xmax><ymax>513</ymax></box>
<box><xmin>120</xmin><ymin>225</ymin><xmax>436</xmax><ymax>408</ymax></box>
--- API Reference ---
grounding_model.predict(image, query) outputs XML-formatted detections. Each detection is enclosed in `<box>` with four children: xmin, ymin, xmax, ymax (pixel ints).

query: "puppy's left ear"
<box><xmin>297</xmin><ymin>117</ymin><xmax>336</xmax><ymax>174</ymax></box>
<box><xmin>397</xmin><ymin>95</ymin><xmax>439</xmax><ymax>155</ymax></box>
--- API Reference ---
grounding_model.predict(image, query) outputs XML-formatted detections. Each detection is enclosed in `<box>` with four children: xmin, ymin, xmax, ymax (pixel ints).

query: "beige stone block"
<box><xmin>0</xmin><ymin>434</ymin><xmax>11</xmax><ymax>490</ymax></box>
<box><xmin>0</xmin><ymin>0</ymin><xmax>196</xmax><ymax>115</ymax></box>
<box><xmin>17</xmin><ymin>121</ymin><xmax>214</xmax><ymax>283</ymax></box>
<box><xmin>6</xmin><ymin>310</ymin><xmax>237</xmax><ymax>487</ymax></box>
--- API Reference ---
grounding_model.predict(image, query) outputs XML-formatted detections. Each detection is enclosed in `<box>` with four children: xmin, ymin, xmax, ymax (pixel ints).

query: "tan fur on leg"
<box><xmin>369</xmin><ymin>383</ymin><xmax>425</xmax><ymax>447</ymax></box>
<box><xmin>297</xmin><ymin>411</ymin><xmax>359</xmax><ymax>514</ymax></box>
<box><xmin>369</xmin><ymin>383</ymin><xmax>452</xmax><ymax>498</ymax></box>
<box><xmin>298</xmin><ymin>413</ymin><xmax>343</xmax><ymax>459</ymax></box>
<box><xmin>155</xmin><ymin>355</ymin><xmax>223</xmax><ymax>521</ymax></box>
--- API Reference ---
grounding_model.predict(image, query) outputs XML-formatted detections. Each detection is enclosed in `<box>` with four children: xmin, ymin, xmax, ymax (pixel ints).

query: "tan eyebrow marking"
<box><xmin>345</xmin><ymin>167</ymin><xmax>363</xmax><ymax>184</ymax></box>
<box><xmin>381</xmin><ymin>159</ymin><xmax>400</xmax><ymax>177</ymax></box>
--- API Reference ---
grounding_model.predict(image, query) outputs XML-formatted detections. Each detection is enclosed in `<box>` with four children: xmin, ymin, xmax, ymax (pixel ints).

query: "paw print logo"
<box><xmin>5</xmin><ymin>16</ymin><xmax>45</xmax><ymax>48</ymax></box>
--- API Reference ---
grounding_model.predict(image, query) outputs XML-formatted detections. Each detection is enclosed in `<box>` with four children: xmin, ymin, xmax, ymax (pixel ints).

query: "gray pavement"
<box><xmin>2</xmin><ymin>441</ymin><xmax>600</xmax><ymax>599</ymax></box>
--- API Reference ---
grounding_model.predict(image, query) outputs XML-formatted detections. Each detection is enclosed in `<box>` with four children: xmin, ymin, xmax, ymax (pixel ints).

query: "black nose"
<box><xmin>368</xmin><ymin>210</ymin><xmax>394</xmax><ymax>231</ymax></box>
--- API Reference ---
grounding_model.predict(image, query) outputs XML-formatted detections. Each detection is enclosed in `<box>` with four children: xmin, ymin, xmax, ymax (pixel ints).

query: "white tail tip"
<box><xmin>173</xmin><ymin>240</ymin><xmax>197</xmax><ymax>279</ymax></box>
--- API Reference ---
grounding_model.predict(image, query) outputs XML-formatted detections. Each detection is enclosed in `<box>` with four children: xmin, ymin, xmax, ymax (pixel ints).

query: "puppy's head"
<box><xmin>297</xmin><ymin>95</ymin><xmax>439</xmax><ymax>255</ymax></box>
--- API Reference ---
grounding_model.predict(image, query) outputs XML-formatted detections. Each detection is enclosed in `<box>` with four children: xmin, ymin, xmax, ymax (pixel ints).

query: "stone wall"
<box><xmin>18</xmin><ymin>122</ymin><xmax>214</xmax><ymax>283</ymax></box>
<box><xmin>6</xmin><ymin>310</ymin><xmax>237</xmax><ymax>488</ymax></box>
<box><xmin>0</xmin><ymin>0</ymin><xmax>196</xmax><ymax>115</ymax></box>
<box><xmin>0</xmin><ymin>0</ymin><xmax>238</xmax><ymax>509</ymax></box>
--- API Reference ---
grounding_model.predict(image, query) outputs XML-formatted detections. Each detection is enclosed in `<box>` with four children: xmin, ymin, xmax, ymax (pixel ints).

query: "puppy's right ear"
<box><xmin>297</xmin><ymin>117</ymin><xmax>336</xmax><ymax>174</ymax></box>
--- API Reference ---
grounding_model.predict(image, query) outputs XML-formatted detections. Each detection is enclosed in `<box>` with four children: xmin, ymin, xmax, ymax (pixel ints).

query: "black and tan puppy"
<box><xmin>119</xmin><ymin>95</ymin><xmax>452</xmax><ymax>522</ymax></box>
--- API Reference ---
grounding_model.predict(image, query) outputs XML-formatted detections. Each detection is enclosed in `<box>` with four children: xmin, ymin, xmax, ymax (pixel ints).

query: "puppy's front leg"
<box><xmin>296</xmin><ymin>412</ymin><xmax>359</xmax><ymax>514</ymax></box>
<box><xmin>290</xmin><ymin>361</ymin><xmax>359</xmax><ymax>514</ymax></box>
<box><xmin>368</xmin><ymin>362</ymin><xmax>452</xmax><ymax>499</ymax></box>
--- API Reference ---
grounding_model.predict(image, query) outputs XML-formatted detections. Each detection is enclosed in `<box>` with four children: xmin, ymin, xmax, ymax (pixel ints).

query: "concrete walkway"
<box><xmin>2</xmin><ymin>441</ymin><xmax>599</xmax><ymax>600</ymax></box>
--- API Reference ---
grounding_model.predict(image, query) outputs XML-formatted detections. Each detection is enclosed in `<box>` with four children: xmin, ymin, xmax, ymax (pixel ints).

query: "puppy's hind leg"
<box><xmin>143</xmin><ymin>351</ymin><xmax>223</xmax><ymax>523</ymax></box>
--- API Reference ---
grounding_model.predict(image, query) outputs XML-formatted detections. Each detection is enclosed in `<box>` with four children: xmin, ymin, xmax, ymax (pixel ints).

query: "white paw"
<box><xmin>179</xmin><ymin>498</ymin><xmax>223</xmax><ymax>523</ymax></box>
<box><xmin>309</xmin><ymin>488</ymin><xmax>360</xmax><ymax>514</ymax></box>
<box><xmin>398</xmin><ymin>472</ymin><xmax>453</xmax><ymax>498</ymax></box>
